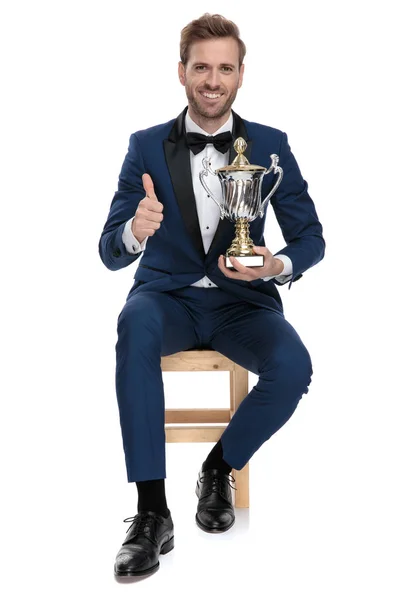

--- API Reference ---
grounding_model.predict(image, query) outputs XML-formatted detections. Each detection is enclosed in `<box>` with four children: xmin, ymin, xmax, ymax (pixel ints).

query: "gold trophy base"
<box><xmin>225</xmin><ymin>218</ymin><xmax>264</xmax><ymax>268</ymax></box>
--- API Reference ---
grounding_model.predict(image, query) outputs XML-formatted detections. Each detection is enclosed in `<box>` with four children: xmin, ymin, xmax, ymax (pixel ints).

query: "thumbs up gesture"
<box><xmin>131</xmin><ymin>174</ymin><xmax>164</xmax><ymax>243</ymax></box>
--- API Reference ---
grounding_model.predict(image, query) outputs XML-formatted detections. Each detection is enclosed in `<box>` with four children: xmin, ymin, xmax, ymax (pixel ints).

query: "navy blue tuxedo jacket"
<box><xmin>99</xmin><ymin>106</ymin><xmax>325</xmax><ymax>315</ymax></box>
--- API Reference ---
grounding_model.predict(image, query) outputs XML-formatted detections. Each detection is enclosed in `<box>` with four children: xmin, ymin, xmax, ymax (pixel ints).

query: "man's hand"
<box><xmin>131</xmin><ymin>174</ymin><xmax>164</xmax><ymax>243</ymax></box>
<box><xmin>217</xmin><ymin>246</ymin><xmax>284</xmax><ymax>281</ymax></box>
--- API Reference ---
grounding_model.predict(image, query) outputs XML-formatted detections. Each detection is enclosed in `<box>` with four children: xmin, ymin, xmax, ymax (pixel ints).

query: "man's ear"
<box><xmin>178</xmin><ymin>62</ymin><xmax>186</xmax><ymax>86</ymax></box>
<box><xmin>238</xmin><ymin>63</ymin><xmax>245</xmax><ymax>88</ymax></box>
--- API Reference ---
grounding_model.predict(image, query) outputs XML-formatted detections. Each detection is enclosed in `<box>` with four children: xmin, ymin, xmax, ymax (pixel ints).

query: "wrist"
<box><xmin>272</xmin><ymin>258</ymin><xmax>284</xmax><ymax>276</ymax></box>
<box><xmin>131</xmin><ymin>223</ymin><xmax>145</xmax><ymax>245</ymax></box>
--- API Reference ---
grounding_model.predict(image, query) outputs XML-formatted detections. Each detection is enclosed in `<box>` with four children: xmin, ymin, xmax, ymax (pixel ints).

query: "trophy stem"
<box><xmin>226</xmin><ymin>218</ymin><xmax>255</xmax><ymax>257</ymax></box>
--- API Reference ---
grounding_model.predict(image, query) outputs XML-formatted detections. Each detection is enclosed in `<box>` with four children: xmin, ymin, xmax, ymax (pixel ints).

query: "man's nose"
<box><xmin>205</xmin><ymin>69</ymin><xmax>221</xmax><ymax>89</ymax></box>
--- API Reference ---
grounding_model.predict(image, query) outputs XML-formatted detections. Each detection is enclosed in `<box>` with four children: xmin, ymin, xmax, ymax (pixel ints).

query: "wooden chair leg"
<box><xmin>232</xmin><ymin>462</ymin><xmax>249</xmax><ymax>508</ymax></box>
<box><xmin>230</xmin><ymin>366</ymin><xmax>250</xmax><ymax>508</ymax></box>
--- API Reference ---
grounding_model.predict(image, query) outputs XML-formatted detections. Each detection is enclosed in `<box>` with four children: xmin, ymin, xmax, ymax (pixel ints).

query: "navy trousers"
<box><xmin>115</xmin><ymin>285</ymin><xmax>313</xmax><ymax>483</ymax></box>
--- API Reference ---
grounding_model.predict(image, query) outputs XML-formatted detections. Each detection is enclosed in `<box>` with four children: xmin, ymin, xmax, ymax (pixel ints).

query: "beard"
<box><xmin>186</xmin><ymin>84</ymin><xmax>239</xmax><ymax>120</ymax></box>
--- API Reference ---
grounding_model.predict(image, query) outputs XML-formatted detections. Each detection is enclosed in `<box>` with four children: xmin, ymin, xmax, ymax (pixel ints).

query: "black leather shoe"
<box><xmin>114</xmin><ymin>510</ymin><xmax>174</xmax><ymax>577</ymax></box>
<box><xmin>195</xmin><ymin>468</ymin><xmax>236</xmax><ymax>533</ymax></box>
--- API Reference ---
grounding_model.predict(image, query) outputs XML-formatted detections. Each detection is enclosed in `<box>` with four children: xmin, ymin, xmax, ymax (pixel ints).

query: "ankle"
<box><xmin>202</xmin><ymin>440</ymin><xmax>232</xmax><ymax>474</ymax></box>
<box><xmin>136</xmin><ymin>478</ymin><xmax>170</xmax><ymax>519</ymax></box>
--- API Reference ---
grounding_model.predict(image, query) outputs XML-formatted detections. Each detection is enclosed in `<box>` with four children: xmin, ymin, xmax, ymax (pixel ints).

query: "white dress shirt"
<box><xmin>122</xmin><ymin>110</ymin><xmax>293</xmax><ymax>286</ymax></box>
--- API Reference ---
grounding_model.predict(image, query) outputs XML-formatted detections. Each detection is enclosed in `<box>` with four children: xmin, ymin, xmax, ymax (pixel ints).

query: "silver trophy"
<box><xmin>199</xmin><ymin>137</ymin><xmax>283</xmax><ymax>268</ymax></box>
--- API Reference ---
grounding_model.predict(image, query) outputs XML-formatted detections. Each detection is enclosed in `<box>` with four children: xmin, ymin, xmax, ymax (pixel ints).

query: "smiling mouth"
<box><xmin>200</xmin><ymin>91</ymin><xmax>223</xmax><ymax>100</ymax></box>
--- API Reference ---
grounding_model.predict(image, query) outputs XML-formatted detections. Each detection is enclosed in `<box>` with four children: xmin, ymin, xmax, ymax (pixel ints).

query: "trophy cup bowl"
<box><xmin>199</xmin><ymin>137</ymin><xmax>283</xmax><ymax>268</ymax></box>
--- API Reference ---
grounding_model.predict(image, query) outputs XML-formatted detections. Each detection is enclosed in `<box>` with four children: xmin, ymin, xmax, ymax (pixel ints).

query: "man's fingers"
<box><xmin>218</xmin><ymin>255</ymin><xmax>258</xmax><ymax>281</ymax></box>
<box><xmin>142</xmin><ymin>207</ymin><xmax>163</xmax><ymax>222</ymax></box>
<box><xmin>227</xmin><ymin>256</ymin><xmax>248</xmax><ymax>274</ymax></box>
<box><xmin>142</xmin><ymin>173</ymin><xmax>156</xmax><ymax>199</ymax></box>
<box><xmin>141</xmin><ymin>198</ymin><xmax>164</xmax><ymax>213</ymax></box>
<box><xmin>218</xmin><ymin>255</ymin><xmax>243</xmax><ymax>279</ymax></box>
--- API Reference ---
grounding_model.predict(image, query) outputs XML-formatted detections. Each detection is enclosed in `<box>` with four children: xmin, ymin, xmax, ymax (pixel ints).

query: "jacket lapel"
<box><xmin>163</xmin><ymin>106</ymin><xmax>205</xmax><ymax>260</ymax></box>
<box><xmin>163</xmin><ymin>105</ymin><xmax>252</xmax><ymax>264</ymax></box>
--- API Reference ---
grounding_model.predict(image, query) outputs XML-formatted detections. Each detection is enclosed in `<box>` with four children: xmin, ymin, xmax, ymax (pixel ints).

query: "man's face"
<box><xmin>178</xmin><ymin>37</ymin><xmax>244</xmax><ymax>120</ymax></box>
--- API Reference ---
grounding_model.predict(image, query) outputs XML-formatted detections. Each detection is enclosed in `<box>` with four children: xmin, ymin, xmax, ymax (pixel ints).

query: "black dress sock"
<box><xmin>202</xmin><ymin>439</ymin><xmax>232</xmax><ymax>474</ymax></box>
<box><xmin>136</xmin><ymin>478</ymin><xmax>170</xmax><ymax>519</ymax></box>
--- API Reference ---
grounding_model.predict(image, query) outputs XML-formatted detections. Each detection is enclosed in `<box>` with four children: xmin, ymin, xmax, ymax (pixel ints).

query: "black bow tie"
<box><xmin>185</xmin><ymin>131</ymin><xmax>233</xmax><ymax>155</ymax></box>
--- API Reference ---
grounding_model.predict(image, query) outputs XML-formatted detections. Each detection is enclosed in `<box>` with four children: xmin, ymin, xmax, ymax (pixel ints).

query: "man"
<box><xmin>99</xmin><ymin>13</ymin><xmax>325</xmax><ymax>578</ymax></box>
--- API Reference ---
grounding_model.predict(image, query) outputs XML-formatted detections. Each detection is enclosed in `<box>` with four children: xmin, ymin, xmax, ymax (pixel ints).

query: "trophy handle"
<box><xmin>199</xmin><ymin>157</ymin><xmax>225</xmax><ymax>218</ymax></box>
<box><xmin>259</xmin><ymin>154</ymin><xmax>283</xmax><ymax>217</ymax></box>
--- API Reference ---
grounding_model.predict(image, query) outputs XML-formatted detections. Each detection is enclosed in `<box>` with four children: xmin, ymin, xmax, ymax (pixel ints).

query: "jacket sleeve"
<box><xmin>270</xmin><ymin>132</ymin><xmax>326</xmax><ymax>289</ymax></box>
<box><xmin>98</xmin><ymin>133</ymin><xmax>146</xmax><ymax>271</ymax></box>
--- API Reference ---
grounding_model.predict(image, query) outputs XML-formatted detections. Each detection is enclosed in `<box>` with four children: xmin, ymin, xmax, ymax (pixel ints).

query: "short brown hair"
<box><xmin>180</xmin><ymin>13</ymin><xmax>246</xmax><ymax>68</ymax></box>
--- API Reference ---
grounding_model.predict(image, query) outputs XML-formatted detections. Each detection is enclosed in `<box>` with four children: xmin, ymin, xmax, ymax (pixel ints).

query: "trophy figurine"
<box><xmin>199</xmin><ymin>137</ymin><xmax>283</xmax><ymax>268</ymax></box>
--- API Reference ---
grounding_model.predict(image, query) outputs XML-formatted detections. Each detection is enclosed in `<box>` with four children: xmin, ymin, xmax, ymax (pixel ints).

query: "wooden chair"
<box><xmin>161</xmin><ymin>349</ymin><xmax>250</xmax><ymax>508</ymax></box>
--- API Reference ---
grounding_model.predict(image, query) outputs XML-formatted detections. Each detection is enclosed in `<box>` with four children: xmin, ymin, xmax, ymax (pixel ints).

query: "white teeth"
<box><xmin>202</xmin><ymin>92</ymin><xmax>221</xmax><ymax>99</ymax></box>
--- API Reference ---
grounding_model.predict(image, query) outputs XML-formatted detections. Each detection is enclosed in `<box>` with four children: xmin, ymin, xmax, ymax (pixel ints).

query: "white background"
<box><xmin>1</xmin><ymin>0</ymin><xmax>399</xmax><ymax>598</ymax></box>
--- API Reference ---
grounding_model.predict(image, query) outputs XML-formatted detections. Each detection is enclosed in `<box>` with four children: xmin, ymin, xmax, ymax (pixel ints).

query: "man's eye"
<box><xmin>195</xmin><ymin>66</ymin><xmax>233</xmax><ymax>71</ymax></box>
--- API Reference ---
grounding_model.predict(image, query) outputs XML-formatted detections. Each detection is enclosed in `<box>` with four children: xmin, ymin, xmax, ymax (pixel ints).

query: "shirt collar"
<box><xmin>185</xmin><ymin>109</ymin><xmax>233</xmax><ymax>136</ymax></box>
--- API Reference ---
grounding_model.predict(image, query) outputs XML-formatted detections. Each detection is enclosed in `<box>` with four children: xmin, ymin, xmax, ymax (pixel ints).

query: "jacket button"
<box><xmin>112</xmin><ymin>248</ymin><xmax>122</xmax><ymax>258</ymax></box>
